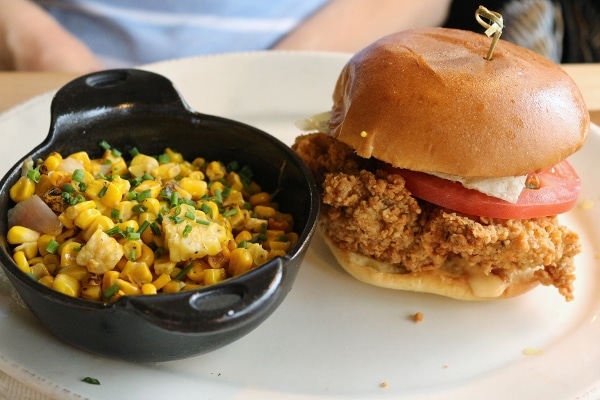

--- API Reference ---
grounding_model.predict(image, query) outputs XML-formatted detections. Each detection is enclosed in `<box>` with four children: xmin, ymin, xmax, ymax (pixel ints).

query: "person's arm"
<box><xmin>273</xmin><ymin>0</ymin><xmax>452</xmax><ymax>52</ymax></box>
<box><xmin>0</xmin><ymin>0</ymin><xmax>102</xmax><ymax>71</ymax></box>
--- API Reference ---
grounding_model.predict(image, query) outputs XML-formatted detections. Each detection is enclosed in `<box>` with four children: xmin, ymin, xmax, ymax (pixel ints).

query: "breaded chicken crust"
<box><xmin>293</xmin><ymin>133</ymin><xmax>580</xmax><ymax>300</ymax></box>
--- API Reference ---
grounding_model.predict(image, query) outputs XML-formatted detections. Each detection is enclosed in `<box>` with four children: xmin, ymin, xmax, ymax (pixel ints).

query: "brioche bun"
<box><xmin>329</xmin><ymin>28</ymin><xmax>590</xmax><ymax>178</ymax></box>
<box><xmin>322</xmin><ymin>233</ymin><xmax>540</xmax><ymax>300</ymax></box>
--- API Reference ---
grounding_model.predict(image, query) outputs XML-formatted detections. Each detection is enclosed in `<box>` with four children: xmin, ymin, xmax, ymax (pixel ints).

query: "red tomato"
<box><xmin>387</xmin><ymin>161</ymin><xmax>581</xmax><ymax>219</ymax></box>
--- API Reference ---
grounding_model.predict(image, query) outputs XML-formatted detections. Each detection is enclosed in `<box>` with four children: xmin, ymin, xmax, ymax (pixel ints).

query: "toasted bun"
<box><xmin>329</xmin><ymin>28</ymin><xmax>590</xmax><ymax>177</ymax></box>
<box><xmin>322</xmin><ymin>232</ymin><xmax>540</xmax><ymax>301</ymax></box>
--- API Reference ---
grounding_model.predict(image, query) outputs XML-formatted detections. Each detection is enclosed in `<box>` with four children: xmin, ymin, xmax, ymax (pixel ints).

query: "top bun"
<box><xmin>329</xmin><ymin>28</ymin><xmax>590</xmax><ymax>177</ymax></box>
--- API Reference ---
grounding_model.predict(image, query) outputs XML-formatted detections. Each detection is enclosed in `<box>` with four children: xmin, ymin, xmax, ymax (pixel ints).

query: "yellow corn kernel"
<box><xmin>33</xmin><ymin>174</ymin><xmax>54</xmax><ymax>198</ymax></box>
<box><xmin>116</xmin><ymin>278</ymin><xmax>141</xmax><ymax>295</ymax></box>
<box><xmin>246</xmin><ymin>243</ymin><xmax>269</xmax><ymax>266</ymax></box>
<box><xmin>42</xmin><ymin>152</ymin><xmax>63</xmax><ymax>172</ymax></box>
<box><xmin>192</xmin><ymin>157</ymin><xmax>206</xmax><ymax>169</ymax></box>
<box><xmin>205</xmin><ymin>161</ymin><xmax>226</xmax><ymax>181</ymax></box>
<box><xmin>209</xmin><ymin>181</ymin><xmax>225</xmax><ymax>197</ymax></box>
<box><xmin>110</xmin><ymin>176</ymin><xmax>131</xmax><ymax>196</ymax></box>
<box><xmin>249</xmin><ymin>192</ymin><xmax>271</xmax><ymax>206</ymax></box>
<box><xmin>164</xmin><ymin>148</ymin><xmax>183</xmax><ymax>163</ymax></box>
<box><xmin>14</xmin><ymin>241</ymin><xmax>38</xmax><ymax>259</ymax></box>
<box><xmin>42</xmin><ymin>254</ymin><xmax>59</xmax><ymax>274</ymax></box>
<box><xmin>183</xmin><ymin>281</ymin><xmax>204</xmax><ymax>291</ymax></box>
<box><xmin>235</xmin><ymin>231</ymin><xmax>252</xmax><ymax>244</ymax></box>
<box><xmin>141</xmin><ymin>283</ymin><xmax>157</xmax><ymax>295</ymax></box>
<box><xmin>185</xmin><ymin>259</ymin><xmax>210</xmax><ymax>282</ymax></box>
<box><xmin>226</xmin><ymin>172</ymin><xmax>244</xmax><ymax>191</ymax></box>
<box><xmin>178</xmin><ymin>161</ymin><xmax>195</xmax><ymax>177</ymax></box>
<box><xmin>247</xmin><ymin>181</ymin><xmax>261</xmax><ymax>195</ymax></box>
<box><xmin>12</xmin><ymin>251</ymin><xmax>30</xmax><ymax>274</ymax></box>
<box><xmin>36</xmin><ymin>234</ymin><xmax>56</xmax><ymax>256</ymax></box>
<box><xmin>178</xmin><ymin>177</ymin><xmax>207</xmax><ymax>200</ymax></box>
<box><xmin>151</xmin><ymin>273</ymin><xmax>171</xmax><ymax>290</ymax></box>
<box><xmin>129</xmin><ymin>154</ymin><xmax>159</xmax><ymax>178</ymax></box>
<box><xmin>81</xmin><ymin>284</ymin><xmax>102</xmax><ymax>301</ymax></box>
<box><xmin>38</xmin><ymin>275</ymin><xmax>54</xmax><ymax>288</ymax></box>
<box><xmin>85</xmin><ymin>180</ymin><xmax>122</xmax><ymax>208</ymax></box>
<box><xmin>226</xmin><ymin>207</ymin><xmax>245</xmax><ymax>229</ymax></box>
<box><xmin>65</xmin><ymin>200</ymin><xmax>96</xmax><ymax>221</ymax></box>
<box><xmin>154</xmin><ymin>256</ymin><xmax>176</xmax><ymax>276</ymax></box>
<box><xmin>57</xmin><ymin>212</ymin><xmax>75</xmax><ymax>229</ymax></box>
<box><xmin>122</xmin><ymin>239</ymin><xmax>143</xmax><ymax>261</ymax></box>
<box><xmin>83</xmin><ymin>215</ymin><xmax>114</xmax><ymax>242</ymax></box>
<box><xmin>254</xmin><ymin>205</ymin><xmax>277</xmax><ymax>219</ymax></box>
<box><xmin>197</xmin><ymin>201</ymin><xmax>219</xmax><ymax>219</ymax></box>
<box><xmin>55</xmin><ymin>228</ymin><xmax>77</xmax><ymax>243</ymax></box>
<box><xmin>138</xmin><ymin>243</ymin><xmax>155</xmax><ymax>267</ymax></box>
<box><xmin>102</xmin><ymin>270</ymin><xmax>120</xmax><ymax>292</ymax></box>
<box><xmin>104</xmin><ymin>156</ymin><xmax>128</xmax><ymax>176</ymax></box>
<box><xmin>121</xmin><ymin>261</ymin><xmax>153</xmax><ymax>286</ymax></box>
<box><xmin>187</xmin><ymin>170</ymin><xmax>205</xmax><ymax>181</ymax></box>
<box><xmin>134</xmin><ymin>180</ymin><xmax>162</xmax><ymax>199</ymax></box>
<box><xmin>9</xmin><ymin>176</ymin><xmax>36</xmax><ymax>203</ymax></box>
<box><xmin>204</xmin><ymin>268</ymin><xmax>227</xmax><ymax>285</ymax></box>
<box><xmin>118</xmin><ymin>219</ymin><xmax>139</xmax><ymax>233</ymax></box>
<box><xmin>229</xmin><ymin>248</ymin><xmax>254</xmax><ymax>277</ymax></box>
<box><xmin>141</xmin><ymin>198</ymin><xmax>161</xmax><ymax>216</ymax></box>
<box><xmin>59</xmin><ymin>265</ymin><xmax>88</xmax><ymax>281</ymax></box>
<box><xmin>60</xmin><ymin>241</ymin><xmax>82</xmax><ymax>268</ymax></box>
<box><xmin>52</xmin><ymin>273</ymin><xmax>81</xmax><ymax>297</ymax></box>
<box><xmin>67</xmin><ymin>152</ymin><xmax>92</xmax><ymax>172</ymax></box>
<box><xmin>223</xmin><ymin>189</ymin><xmax>245</xmax><ymax>207</ymax></box>
<box><xmin>110</xmin><ymin>200</ymin><xmax>134</xmax><ymax>223</ymax></box>
<box><xmin>267</xmin><ymin>240</ymin><xmax>291</xmax><ymax>252</ymax></box>
<box><xmin>268</xmin><ymin>249</ymin><xmax>287</xmax><ymax>259</ymax></box>
<box><xmin>161</xmin><ymin>280</ymin><xmax>184</xmax><ymax>293</ymax></box>
<box><xmin>30</xmin><ymin>263</ymin><xmax>50</xmax><ymax>279</ymax></box>
<box><xmin>48</xmin><ymin>170</ymin><xmax>72</xmax><ymax>187</ymax></box>
<box><xmin>7</xmin><ymin>226</ymin><xmax>40</xmax><ymax>245</ymax></box>
<box><xmin>151</xmin><ymin>162</ymin><xmax>181</xmax><ymax>180</ymax></box>
<box><xmin>74</xmin><ymin>208</ymin><xmax>102</xmax><ymax>230</ymax></box>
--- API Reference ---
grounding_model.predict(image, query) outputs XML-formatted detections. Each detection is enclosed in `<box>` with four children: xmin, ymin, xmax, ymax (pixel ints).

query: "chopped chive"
<box><xmin>170</xmin><ymin>192</ymin><xmax>179</xmax><ymax>207</ymax></box>
<box><xmin>136</xmin><ymin>189</ymin><xmax>151</xmax><ymax>202</ymax></box>
<box><xmin>157</xmin><ymin>153</ymin><xmax>170</xmax><ymax>164</ymax></box>
<box><xmin>196</xmin><ymin>218</ymin><xmax>210</xmax><ymax>225</ymax></box>
<box><xmin>82</xmin><ymin>377</ymin><xmax>101</xmax><ymax>385</ymax></box>
<box><xmin>110</xmin><ymin>208</ymin><xmax>121</xmax><ymax>221</ymax></box>
<box><xmin>214</xmin><ymin>188</ymin><xmax>223</xmax><ymax>204</ymax></box>
<box><xmin>45</xmin><ymin>239</ymin><xmax>60</xmax><ymax>254</ymax></box>
<box><xmin>129</xmin><ymin>147</ymin><xmax>140</xmax><ymax>157</ymax></box>
<box><xmin>137</xmin><ymin>220</ymin><xmax>150</xmax><ymax>235</ymax></box>
<box><xmin>103</xmin><ymin>283</ymin><xmax>119</xmax><ymax>299</ymax></box>
<box><xmin>97</xmin><ymin>185</ymin><xmax>108</xmax><ymax>198</ymax></box>
<box><xmin>175</xmin><ymin>263</ymin><xmax>194</xmax><ymax>280</ymax></box>
<box><xmin>150</xmin><ymin>221</ymin><xmax>162</xmax><ymax>236</ymax></box>
<box><xmin>132</xmin><ymin>204</ymin><xmax>147</xmax><ymax>213</ymax></box>
<box><xmin>127</xmin><ymin>232</ymin><xmax>140</xmax><ymax>241</ymax></box>
<box><xmin>99</xmin><ymin>140</ymin><xmax>111</xmax><ymax>151</ymax></box>
<box><xmin>71</xmin><ymin>169</ymin><xmax>85</xmax><ymax>183</ymax></box>
<box><xmin>126</xmin><ymin>191</ymin><xmax>137</xmax><ymax>201</ymax></box>
<box><xmin>26</xmin><ymin>167</ymin><xmax>41</xmax><ymax>183</ymax></box>
<box><xmin>182</xmin><ymin>224</ymin><xmax>192</xmax><ymax>238</ymax></box>
<box><xmin>62</xmin><ymin>183</ymin><xmax>75</xmax><ymax>194</ymax></box>
<box><xmin>169</xmin><ymin>215</ymin><xmax>185</xmax><ymax>224</ymax></box>
<box><xmin>111</xmin><ymin>148</ymin><xmax>121</xmax><ymax>158</ymax></box>
<box><xmin>105</xmin><ymin>226</ymin><xmax>122</xmax><ymax>236</ymax></box>
<box><xmin>184</xmin><ymin>210</ymin><xmax>195</xmax><ymax>220</ymax></box>
<box><xmin>222</xmin><ymin>208</ymin><xmax>238</xmax><ymax>217</ymax></box>
<box><xmin>238</xmin><ymin>241</ymin><xmax>248</xmax><ymax>249</ymax></box>
<box><xmin>200</xmin><ymin>203</ymin><xmax>213</xmax><ymax>218</ymax></box>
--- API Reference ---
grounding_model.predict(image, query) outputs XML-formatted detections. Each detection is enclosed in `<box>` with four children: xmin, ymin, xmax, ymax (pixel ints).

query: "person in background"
<box><xmin>0</xmin><ymin>0</ymin><xmax>598</xmax><ymax>72</ymax></box>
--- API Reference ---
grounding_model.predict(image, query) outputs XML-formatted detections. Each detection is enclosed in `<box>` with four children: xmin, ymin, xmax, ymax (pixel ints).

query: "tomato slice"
<box><xmin>387</xmin><ymin>161</ymin><xmax>581</xmax><ymax>219</ymax></box>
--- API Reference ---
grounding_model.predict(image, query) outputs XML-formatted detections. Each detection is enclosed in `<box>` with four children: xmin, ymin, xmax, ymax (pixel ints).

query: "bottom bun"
<box><xmin>321</xmin><ymin>231</ymin><xmax>540</xmax><ymax>301</ymax></box>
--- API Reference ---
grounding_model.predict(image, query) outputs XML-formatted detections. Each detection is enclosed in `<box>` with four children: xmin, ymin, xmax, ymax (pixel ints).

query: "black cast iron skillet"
<box><xmin>0</xmin><ymin>69</ymin><xmax>319</xmax><ymax>362</ymax></box>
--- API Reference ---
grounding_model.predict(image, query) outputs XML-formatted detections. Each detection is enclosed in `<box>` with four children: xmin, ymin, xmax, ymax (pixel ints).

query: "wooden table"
<box><xmin>1</xmin><ymin>65</ymin><xmax>599</xmax><ymax>124</ymax></box>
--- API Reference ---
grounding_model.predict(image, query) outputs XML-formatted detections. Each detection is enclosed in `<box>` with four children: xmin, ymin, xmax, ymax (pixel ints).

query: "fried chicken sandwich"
<box><xmin>293</xmin><ymin>27</ymin><xmax>590</xmax><ymax>301</ymax></box>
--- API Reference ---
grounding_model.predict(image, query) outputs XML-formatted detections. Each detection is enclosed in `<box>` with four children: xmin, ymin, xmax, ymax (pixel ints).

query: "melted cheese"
<box><xmin>431</xmin><ymin>172</ymin><xmax>527</xmax><ymax>203</ymax></box>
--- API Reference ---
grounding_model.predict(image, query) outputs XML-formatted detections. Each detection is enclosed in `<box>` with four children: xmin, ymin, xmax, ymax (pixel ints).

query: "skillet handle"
<box><xmin>124</xmin><ymin>258</ymin><xmax>285</xmax><ymax>334</ymax></box>
<box><xmin>49</xmin><ymin>69</ymin><xmax>189</xmax><ymax>136</ymax></box>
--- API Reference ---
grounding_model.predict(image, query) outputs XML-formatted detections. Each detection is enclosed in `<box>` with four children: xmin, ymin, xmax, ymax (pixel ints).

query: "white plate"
<box><xmin>1</xmin><ymin>52</ymin><xmax>599</xmax><ymax>400</ymax></box>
